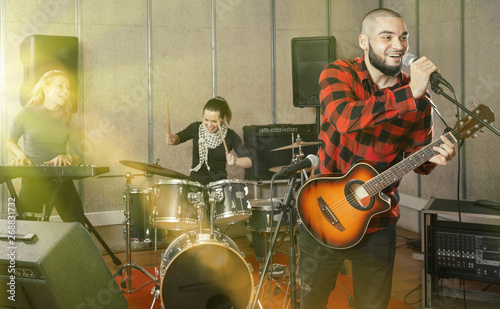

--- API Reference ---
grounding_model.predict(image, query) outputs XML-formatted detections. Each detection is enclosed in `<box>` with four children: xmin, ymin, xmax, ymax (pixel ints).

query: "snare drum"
<box><xmin>160</xmin><ymin>230</ymin><xmax>254</xmax><ymax>309</ymax></box>
<box><xmin>150</xmin><ymin>179</ymin><xmax>204</xmax><ymax>230</ymax></box>
<box><xmin>126</xmin><ymin>188</ymin><xmax>152</xmax><ymax>242</ymax></box>
<box><xmin>247</xmin><ymin>198</ymin><xmax>290</xmax><ymax>233</ymax></box>
<box><xmin>206</xmin><ymin>179</ymin><xmax>251</xmax><ymax>224</ymax></box>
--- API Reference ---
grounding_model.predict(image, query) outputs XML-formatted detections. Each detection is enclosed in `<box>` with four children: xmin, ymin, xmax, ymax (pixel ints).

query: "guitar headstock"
<box><xmin>453</xmin><ymin>104</ymin><xmax>495</xmax><ymax>140</ymax></box>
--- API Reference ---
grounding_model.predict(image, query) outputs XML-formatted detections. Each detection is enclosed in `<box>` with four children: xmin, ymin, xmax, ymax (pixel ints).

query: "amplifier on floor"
<box><xmin>427</xmin><ymin>220</ymin><xmax>500</xmax><ymax>284</ymax></box>
<box><xmin>243</xmin><ymin>123</ymin><xmax>318</xmax><ymax>180</ymax></box>
<box><xmin>0</xmin><ymin>220</ymin><xmax>128</xmax><ymax>309</ymax></box>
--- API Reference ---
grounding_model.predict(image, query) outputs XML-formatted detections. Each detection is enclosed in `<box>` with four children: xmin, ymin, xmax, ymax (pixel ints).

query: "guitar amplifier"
<box><xmin>243</xmin><ymin>123</ymin><xmax>318</xmax><ymax>180</ymax></box>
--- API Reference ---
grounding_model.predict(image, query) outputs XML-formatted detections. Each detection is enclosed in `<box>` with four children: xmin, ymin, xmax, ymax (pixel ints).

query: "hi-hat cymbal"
<box><xmin>271</xmin><ymin>141</ymin><xmax>321</xmax><ymax>152</ymax></box>
<box><xmin>268</xmin><ymin>165</ymin><xmax>312</xmax><ymax>173</ymax></box>
<box><xmin>119</xmin><ymin>160</ymin><xmax>189</xmax><ymax>179</ymax></box>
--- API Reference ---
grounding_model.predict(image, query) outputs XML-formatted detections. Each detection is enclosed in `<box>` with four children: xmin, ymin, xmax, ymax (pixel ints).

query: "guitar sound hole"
<box><xmin>344</xmin><ymin>179</ymin><xmax>374</xmax><ymax>211</ymax></box>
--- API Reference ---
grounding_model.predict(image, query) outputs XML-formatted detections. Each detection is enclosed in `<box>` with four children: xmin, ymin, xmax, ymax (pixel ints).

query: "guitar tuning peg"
<box><xmin>472</xmin><ymin>134</ymin><xmax>478</xmax><ymax>138</ymax></box>
<box><xmin>471</xmin><ymin>102</ymin><xmax>478</xmax><ymax>108</ymax></box>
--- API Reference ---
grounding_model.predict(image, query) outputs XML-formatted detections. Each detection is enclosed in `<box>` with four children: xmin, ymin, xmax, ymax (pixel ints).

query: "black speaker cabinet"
<box><xmin>0</xmin><ymin>220</ymin><xmax>127</xmax><ymax>309</ymax></box>
<box><xmin>19</xmin><ymin>35</ymin><xmax>79</xmax><ymax>111</ymax></box>
<box><xmin>292</xmin><ymin>36</ymin><xmax>336</xmax><ymax>108</ymax></box>
<box><xmin>243</xmin><ymin>123</ymin><xmax>318</xmax><ymax>180</ymax></box>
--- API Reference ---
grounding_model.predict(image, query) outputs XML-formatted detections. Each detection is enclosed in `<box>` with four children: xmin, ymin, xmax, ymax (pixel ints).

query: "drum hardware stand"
<box><xmin>188</xmin><ymin>191</ymin><xmax>208</xmax><ymax>235</ymax></box>
<box><xmin>251</xmin><ymin>176</ymin><xmax>299</xmax><ymax>309</ymax></box>
<box><xmin>252</xmin><ymin>230</ymin><xmax>289</xmax><ymax>302</ymax></box>
<box><xmin>150</xmin><ymin>286</ymin><xmax>161</xmax><ymax>309</ymax></box>
<box><xmin>113</xmin><ymin>172</ymin><xmax>159</xmax><ymax>294</ymax></box>
<box><xmin>149</xmin><ymin>226</ymin><xmax>163</xmax><ymax>309</ymax></box>
<box><xmin>261</xmin><ymin>218</ymin><xmax>299</xmax><ymax>301</ymax></box>
<box><xmin>208</xmin><ymin>190</ymin><xmax>223</xmax><ymax>236</ymax></box>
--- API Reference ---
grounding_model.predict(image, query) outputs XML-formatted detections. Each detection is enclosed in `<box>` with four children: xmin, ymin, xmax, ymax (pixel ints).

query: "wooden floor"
<box><xmin>102</xmin><ymin>227</ymin><xmax>500</xmax><ymax>309</ymax></box>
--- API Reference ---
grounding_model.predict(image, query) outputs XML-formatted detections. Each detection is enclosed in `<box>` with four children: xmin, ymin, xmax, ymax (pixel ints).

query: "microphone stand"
<box><xmin>431</xmin><ymin>83</ymin><xmax>500</xmax><ymax>138</ymax></box>
<box><xmin>430</xmin><ymin>80</ymin><xmax>499</xmax><ymax>306</ymax></box>
<box><xmin>251</xmin><ymin>175</ymin><xmax>298</xmax><ymax>309</ymax></box>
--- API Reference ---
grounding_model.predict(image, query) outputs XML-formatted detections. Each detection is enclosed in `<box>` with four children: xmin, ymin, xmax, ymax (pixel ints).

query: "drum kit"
<box><xmin>113</xmin><ymin>137</ymin><xmax>320</xmax><ymax>309</ymax></box>
<box><xmin>114</xmin><ymin>160</ymin><xmax>256</xmax><ymax>308</ymax></box>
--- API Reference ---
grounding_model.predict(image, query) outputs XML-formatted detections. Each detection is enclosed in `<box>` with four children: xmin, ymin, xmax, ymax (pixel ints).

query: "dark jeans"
<box><xmin>298</xmin><ymin>224</ymin><xmax>396</xmax><ymax>309</ymax></box>
<box><xmin>19</xmin><ymin>178</ymin><xmax>86</xmax><ymax>225</ymax></box>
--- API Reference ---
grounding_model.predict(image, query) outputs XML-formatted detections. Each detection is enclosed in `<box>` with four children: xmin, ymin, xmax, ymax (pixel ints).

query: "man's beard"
<box><xmin>368</xmin><ymin>42</ymin><xmax>402</xmax><ymax>77</ymax></box>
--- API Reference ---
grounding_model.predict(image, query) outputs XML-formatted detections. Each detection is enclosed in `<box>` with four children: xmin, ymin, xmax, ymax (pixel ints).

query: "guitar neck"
<box><xmin>363</xmin><ymin>130</ymin><xmax>457</xmax><ymax>196</ymax></box>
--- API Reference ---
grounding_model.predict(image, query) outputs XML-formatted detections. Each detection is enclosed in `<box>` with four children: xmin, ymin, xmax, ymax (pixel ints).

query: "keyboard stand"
<box><xmin>41</xmin><ymin>178</ymin><xmax>122</xmax><ymax>266</ymax></box>
<box><xmin>2</xmin><ymin>178</ymin><xmax>26</xmax><ymax>218</ymax></box>
<box><xmin>3</xmin><ymin>176</ymin><xmax>122</xmax><ymax>266</ymax></box>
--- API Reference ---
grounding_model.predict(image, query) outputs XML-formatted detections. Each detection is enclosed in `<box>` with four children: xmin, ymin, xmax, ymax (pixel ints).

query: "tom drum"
<box><xmin>150</xmin><ymin>179</ymin><xmax>204</xmax><ymax>230</ymax></box>
<box><xmin>206</xmin><ymin>179</ymin><xmax>251</xmax><ymax>225</ymax></box>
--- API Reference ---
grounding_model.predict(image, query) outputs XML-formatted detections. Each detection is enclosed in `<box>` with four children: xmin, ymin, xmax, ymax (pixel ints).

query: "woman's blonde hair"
<box><xmin>26</xmin><ymin>70</ymin><xmax>73</xmax><ymax>122</ymax></box>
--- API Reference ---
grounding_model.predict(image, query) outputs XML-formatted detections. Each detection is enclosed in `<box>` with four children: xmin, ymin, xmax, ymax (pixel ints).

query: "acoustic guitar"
<box><xmin>296</xmin><ymin>104</ymin><xmax>494</xmax><ymax>249</ymax></box>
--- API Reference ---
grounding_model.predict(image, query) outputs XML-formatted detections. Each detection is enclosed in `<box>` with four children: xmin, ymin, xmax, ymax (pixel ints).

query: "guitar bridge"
<box><xmin>317</xmin><ymin>196</ymin><xmax>345</xmax><ymax>232</ymax></box>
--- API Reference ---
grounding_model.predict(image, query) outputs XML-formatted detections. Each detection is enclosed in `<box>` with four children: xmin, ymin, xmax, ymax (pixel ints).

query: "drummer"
<box><xmin>165</xmin><ymin>96</ymin><xmax>252</xmax><ymax>184</ymax></box>
<box><xmin>165</xmin><ymin>96</ymin><xmax>282</xmax><ymax>278</ymax></box>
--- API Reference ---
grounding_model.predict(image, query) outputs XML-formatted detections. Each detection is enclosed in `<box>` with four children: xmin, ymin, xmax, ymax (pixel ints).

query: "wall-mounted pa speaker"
<box><xmin>0</xmin><ymin>220</ymin><xmax>128</xmax><ymax>309</ymax></box>
<box><xmin>19</xmin><ymin>35</ymin><xmax>79</xmax><ymax>112</ymax></box>
<box><xmin>292</xmin><ymin>36</ymin><xmax>336</xmax><ymax>108</ymax></box>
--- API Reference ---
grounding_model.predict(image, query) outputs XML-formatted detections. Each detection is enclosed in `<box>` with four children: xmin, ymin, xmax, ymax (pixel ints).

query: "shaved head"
<box><xmin>362</xmin><ymin>8</ymin><xmax>403</xmax><ymax>36</ymax></box>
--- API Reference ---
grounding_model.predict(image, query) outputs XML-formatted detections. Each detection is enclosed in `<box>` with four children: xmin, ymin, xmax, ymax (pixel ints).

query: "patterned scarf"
<box><xmin>190</xmin><ymin>121</ymin><xmax>228</xmax><ymax>172</ymax></box>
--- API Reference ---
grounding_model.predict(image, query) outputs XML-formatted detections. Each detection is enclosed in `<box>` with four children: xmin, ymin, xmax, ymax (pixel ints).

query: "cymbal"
<box><xmin>268</xmin><ymin>165</ymin><xmax>312</xmax><ymax>173</ymax></box>
<box><xmin>271</xmin><ymin>141</ymin><xmax>321</xmax><ymax>152</ymax></box>
<box><xmin>119</xmin><ymin>160</ymin><xmax>189</xmax><ymax>179</ymax></box>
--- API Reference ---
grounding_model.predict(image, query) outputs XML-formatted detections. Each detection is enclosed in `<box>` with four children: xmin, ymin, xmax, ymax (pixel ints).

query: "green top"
<box><xmin>9</xmin><ymin>105</ymin><xmax>82</xmax><ymax>165</ymax></box>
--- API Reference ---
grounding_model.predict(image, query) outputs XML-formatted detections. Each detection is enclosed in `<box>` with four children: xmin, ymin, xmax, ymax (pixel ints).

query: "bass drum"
<box><xmin>160</xmin><ymin>231</ymin><xmax>254</xmax><ymax>309</ymax></box>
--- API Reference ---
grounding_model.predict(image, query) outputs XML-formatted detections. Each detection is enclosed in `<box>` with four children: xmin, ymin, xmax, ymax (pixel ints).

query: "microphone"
<box><xmin>402</xmin><ymin>53</ymin><xmax>454</xmax><ymax>92</ymax></box>
<box><xmin>272</xmin><ymin>154</ymin><xmax>320</xmax><ymax>179</ymax></box>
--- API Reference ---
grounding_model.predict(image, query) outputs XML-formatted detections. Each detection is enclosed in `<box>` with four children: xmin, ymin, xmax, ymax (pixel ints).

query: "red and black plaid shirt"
<box><xmin>315</xmin><ymin>55</ymin><xmax>437</xmax><ymax>232</ymax></box>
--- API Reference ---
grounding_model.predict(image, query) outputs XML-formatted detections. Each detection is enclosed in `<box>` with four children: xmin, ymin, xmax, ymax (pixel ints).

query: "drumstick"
<box><xmin>217</xmin><ymin>118</ymin><xmax>229</xmax><ymax>154</ymax></box>
<box><xmin>166</xmin><ymin>95</ymin><xmax>171</xmax><ymax>134</ymax></box>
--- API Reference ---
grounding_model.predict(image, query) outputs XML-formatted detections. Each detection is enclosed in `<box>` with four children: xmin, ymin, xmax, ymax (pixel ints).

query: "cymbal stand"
<box><xmin>251</xmin><ymin>176</ymin><xmax>298</xmax><ymax>309</ymax></box>
<box><xmin>113</xmin><ymin>172</ymin><xmax>158</xmax><ymax>293</ymax></box>
<box><xmin>150</xmin><ymin>226</ymin><xmax>162</xmax><ymax>309</ymax></box>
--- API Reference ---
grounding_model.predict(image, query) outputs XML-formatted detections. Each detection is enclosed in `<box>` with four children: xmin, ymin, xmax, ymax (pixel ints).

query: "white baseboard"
<box><xmin>51</xmin><ymin>210</ymin><xmax>124</xmax><ymax>226</ymax></box>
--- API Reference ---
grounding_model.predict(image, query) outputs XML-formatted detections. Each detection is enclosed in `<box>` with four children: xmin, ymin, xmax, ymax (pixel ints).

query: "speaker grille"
<box><xmin>243</xmin><ymin>124</ymin><xmax>318</xmax><ymax>180</ymax></box>
<box><xmin>292</xmin><ymin>36</ymin><xmax>336</xmax><ymax>108</ymax></box>
<box><xmin>0</xmin><ymin>220</ymin><xmax>127</xmax><ymax>309</ymax></box>
<box><xmin>19</xmin><ymin>35</ymin><xmax>79</xmax><ymax>111</ymax></box>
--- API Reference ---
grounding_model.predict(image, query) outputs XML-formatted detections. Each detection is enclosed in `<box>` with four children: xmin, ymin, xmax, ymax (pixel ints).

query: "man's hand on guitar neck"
<box><xmin>429</xmin><ymin>135</ymin><xmax>456</xmax><ymax>166</ymax></box>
